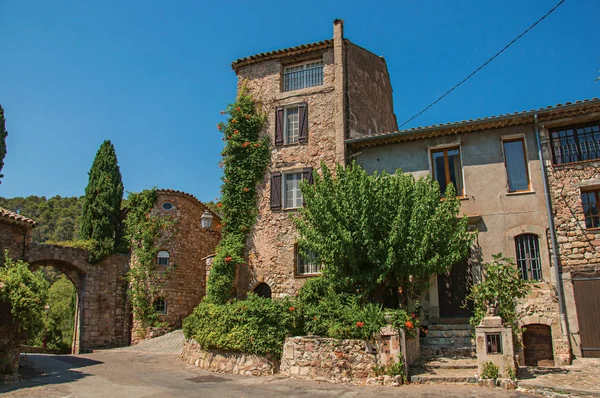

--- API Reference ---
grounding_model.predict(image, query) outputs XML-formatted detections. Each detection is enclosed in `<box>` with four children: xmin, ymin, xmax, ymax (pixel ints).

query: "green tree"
<box><xmin>466</xmin><ymin>254</ymin><xmax>531</xmax><ymax>332</ymax></box>
<box><xmin>293</xmin><ymin>162</ymin><xmax>475</xmax><ymax>304</ymax></box>
<box><xmin>42</xmin><ymin>275</ymin><xmax>76</xmax><ymax>350</ymax></box>
<box><xmin>0</xmin><ymin>105</ymin><xmax>8</xmax><ymax>183</ymax></box>
<box><xmin>80</xmin><ymin>140</ymin><xmax>124</xmax><ymax>263</ymax></box>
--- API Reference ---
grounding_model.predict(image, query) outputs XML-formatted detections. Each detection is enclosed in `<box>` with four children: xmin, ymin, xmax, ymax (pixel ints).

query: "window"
<box><xmin>153</xmin><ymin>298</ymin><xmax>167</xmax><ymax>315</ymax></box>
<box><xmin>551</xmin><ymin>121</ymin><xmax>600</xmax><ymax>164</ymax></box>
<box><xmin>431</xmin><ymin>147</ymin><xmax>464</xmax><ymax>196</ymax></box>
<box><xmin>157</xmin><ymin>250</ymin><xmax>170</xmax><ymax>266</ymax></box>
<box><xmin>270</xmin><ymin>168</ymin><xmax>313</xmax><ymax>210</ymax></box>
<box><xmin>515</xmin><ymin>234</ymin><xmax>542</xmax><ymax>281</ymax></box>
<box><xmin>162</xmin><ymin>201</ymin><xmax>173</xmax><ymax>210</ymax></box>
<box><xmin>275</xmin><ymin>103</ymin><xmax>308</xmax><ymax>146</ymax></box>
<box><xmin>283</xmin><ymin>60</ymin><xmax>323</xmax><ymax>92</ymax></box>
<box><xmin>581</xmin><ymin>189</ymin><xmax>600</xmax><ymax>228</ymax></box>
<box><xmin>486</xmin><ymin>333</ymin><xmax>503</xmax><ymax>354</ymax></box>
<box><xmin>296</xmin><ymin>247</ymin><xmax>321</xmax><ymax>275</ymax></box>
<box><xmin>503</xmin><ymin>138</ymin><xmax>530</xmax><ymax>192</ymax></box>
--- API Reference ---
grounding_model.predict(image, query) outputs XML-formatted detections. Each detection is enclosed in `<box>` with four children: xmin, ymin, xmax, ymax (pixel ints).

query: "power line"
<box><xmin>397</xmin><ymin>0</ymin><xmax>566</xmax><ymax>130</ymax></box>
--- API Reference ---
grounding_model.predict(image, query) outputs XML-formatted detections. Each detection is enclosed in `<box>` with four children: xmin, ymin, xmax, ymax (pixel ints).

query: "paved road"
<box><xmin>0</xmin><ymin>349</ymin><xmax>539</xmax><ymax>398</ymax></box>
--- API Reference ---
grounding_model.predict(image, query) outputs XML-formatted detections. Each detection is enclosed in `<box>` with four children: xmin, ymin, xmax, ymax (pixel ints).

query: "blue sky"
<box><xmin>0</xmin><ymin>0</ymin><xmax>598</xmax><ymax>202</ymax></box>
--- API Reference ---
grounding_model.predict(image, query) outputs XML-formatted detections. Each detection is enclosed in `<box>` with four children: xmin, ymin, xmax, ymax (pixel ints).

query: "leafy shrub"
<box><xmin>183</xmin><ymin>293</ymin><xmax>300</xmax><ymax>359</ymax></box>
<box><xmin>44</xmin><ymin>239</ymin><xmax>95</xmax><ymax>251</ymax></box>
<box><xmin>481</xmin><ymin>361</ymin><xmax>500</xmax><ymax>380</ymax></box>
<box><xmin>389</xmin><ymin>306</ymin><xmax>421</xmax><ymax>339</ymax></box>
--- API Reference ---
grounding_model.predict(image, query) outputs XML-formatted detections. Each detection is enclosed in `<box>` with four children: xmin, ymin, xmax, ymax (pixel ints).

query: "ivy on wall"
<box><xmin>125</xmin><ymin>188</ymin><xmax>176</xmax><ymax>330</ymax></box>
<box><xmin>205</xmin><ymin>87</ymin><xmax>270</xmax><ymax>304</ymax></box>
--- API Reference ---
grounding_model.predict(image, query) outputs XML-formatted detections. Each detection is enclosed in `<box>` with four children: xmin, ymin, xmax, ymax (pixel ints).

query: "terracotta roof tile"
<box><xmin>0</xmin><ymin>207</ymin><xmax>36</xmax><ymax>227</ymax></box>
<box><xmin>232</xmin><ymin>39</ymin><xmax>333</xmax><ymax>70</ymax></box>
<box><xmin>347</xmin><ymin>98</ymin><xmax>600</xmax><ymax>148</ymax></box>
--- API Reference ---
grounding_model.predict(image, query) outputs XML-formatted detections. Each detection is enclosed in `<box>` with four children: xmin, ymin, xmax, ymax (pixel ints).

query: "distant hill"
<box><xmin>0</xmin><ymin>196</ymin><xmax>83</xmax><ymax>243</ymax></box>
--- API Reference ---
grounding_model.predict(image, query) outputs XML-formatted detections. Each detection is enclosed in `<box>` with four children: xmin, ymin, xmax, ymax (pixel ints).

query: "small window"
<box><xmin>153</xmin><ymin>298</ymin><xmax>167</xmax><ymax>315</ymax></box>
<box><xmin>296</xmin><ymin>247</ymin><xmax>321</xmax><ymax>275</ymax></box>
<box><xmin>551</xmin><ymin>121</ymin><xmax>600</xmax><ymax>164</ymax></box>
<box><xmin>486</xmin><ymin>333</ymin><xmax>503</xmax><ymax>354</ymax></box>
<box><xmin>270</xmin><ymin>168</ymin><xmax>313</xmax><ymax>210</ymax></box>
<box><xmin>157</xmin><ymin>250</ymin><xmax>170</xmax><ymax>266</ymax></box>
<box><xmin>503</xmin><ymin>138</ymin><xmax>530</xmax><ymax>192</ymax></box>
<box><xmin>515</xmin><ymin>234</ymin><xmax>542</xmax><ymax>281</ymax></box>
<box><xmin>431</xmin><ymin>147</ymin><xmax>464</xmax><ymax>196</ymax></box>
<box><xmin>162</xmin><ymin>202</ymin><xmax>173</xmax><ymax>210</ymax></box>
<box><xmin>581</xmin><ymin>189</ymin><xmax>600</xmax><ymax>228</ymax></box>
<box><xmin>283</xmin><ymin>60</ymin><xmax>324</xmax><ymax>92</ymax></box>
<box><xmin>284</xmin><ymin>173</ymin><xmax>303</xmax><ymax>209</ymax></box>
<box><xmin>285</xmin><ymin>107</ymin><xmax>300</xmax><ymax>144</ymax></box>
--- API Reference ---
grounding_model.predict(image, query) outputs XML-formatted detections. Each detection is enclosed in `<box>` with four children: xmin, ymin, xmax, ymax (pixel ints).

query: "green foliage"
<box><xmin>44</xmin><ymin>239</ymin><xmax>95</xmax><ymax>251</ymax></box>
<box><xmin>0</xmin><ymin>251</ymin><xmax>49</xmax><ymax>336</ymax></box>
<box><xmin>372</xmin><ymin>354</ymin><xmax>407</xmax><ymax>383</ymax></box>
<box><xmin>506</xmin><ymin>365</ymin><xmax>517</xmax><ymax>381</ymax></box>
<box><xmin>466</xmin><ymin>254</ymin><xmax>531</xmax><ymax>332</ymax></box>
<box><xmin>0</xmin><ymin>105</ymin><xmax>8</xmax><ymax>183</ymax></box>
<box><xmin>205</xmin><ymin>87</ymin><xmax>270</xmax><ymax>304</ymax></box>
<box><xmin>125</xmin><ymin>188</ymin><xmax>176</xmax><ymax>330</ymax></box>
<box><xmin>0</xmin><ymin>195</ymin><xmax>83</xmax><ymax>243</ymax></box>
<box><xmin>183</xmin><ymin>293</ymin><xmax>299</xmax><ymax>359</ymax></box>
<box><xmin>389</xmin><ymin>305</ymin><xmax>421</xmax><ymax>339</ymax></box>
<box><xmin>205</xmin><ymin>200</ymin><xmax>223</xmax><ymax>218</ymax></box>
<box><xmin>481</xmin><ymin>361</ymin><xmax>500</xmax><ymax>380</ymax></box>
<box><xmin>80</xmin><ymin>140</ymin><xmax>124</xmax><ymax>263</ymax></box>
<box><xmin>294</xmin><ymin>161</ymin><xmax>474</xmax><ymax>303</ymax></box>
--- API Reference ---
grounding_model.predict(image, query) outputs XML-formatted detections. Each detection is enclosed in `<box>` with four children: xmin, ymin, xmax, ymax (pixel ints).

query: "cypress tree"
<box><xmin>0</xmin><ymin>105</ymin><xmax>8</xmax><ymax>183</ymax></box>
<box><xmin>80</xmin><ymin>140</ymin><xmax>123</xmax><ymax>263</ymax></box>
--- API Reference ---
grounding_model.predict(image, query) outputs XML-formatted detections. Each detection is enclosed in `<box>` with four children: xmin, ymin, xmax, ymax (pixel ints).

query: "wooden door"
<box><xmin>438</xmin><ymin>260</ymin><xmax>473</xmax><ymax>318</ymax></box>
<box><xmin>573</xmin><ymin>277</ymin><xmax>600</xmax><ymax>358</ymax></box>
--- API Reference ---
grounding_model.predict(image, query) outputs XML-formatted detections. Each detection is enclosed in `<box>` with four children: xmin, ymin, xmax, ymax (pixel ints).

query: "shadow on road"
<box><xmin>0</xmin><ymin>354</ymin><xmax>103</xmax><ymax>393</ymax></box>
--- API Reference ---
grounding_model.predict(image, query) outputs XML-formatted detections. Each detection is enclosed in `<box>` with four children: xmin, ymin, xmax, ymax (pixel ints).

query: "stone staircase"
<box><xmin>410</xmin><ymin>323</ymin><xmax>478</xmax><ymax>384</ymax></box>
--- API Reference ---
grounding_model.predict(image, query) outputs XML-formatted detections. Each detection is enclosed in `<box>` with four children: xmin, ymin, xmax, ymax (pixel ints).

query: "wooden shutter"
<box><xmin>275</xmin><ymin>107</ymin><xmax>284</xmax><ymax>146</ymax></box>
<box><xmin>298</xmin><ymin>102</ymin><xmax>308</xmax><ymax>143</ymax></box>
<box><xmin>270</xmin><ymin>172</ymin><xmax>282</xmax><ymax>209</ymax></box>
<box><xmin>302</xmin><ymin>167</ymin><xmax>314</xmax><ymax>185</ymax></box>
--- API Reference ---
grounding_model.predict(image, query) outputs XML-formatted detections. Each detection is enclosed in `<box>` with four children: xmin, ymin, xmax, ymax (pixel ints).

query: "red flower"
<box><xmin>313</xmin><ymin>316</ymin><xmax>317</xmax><ymax>321</ymax></box>
<box><xmin>224</xmin><ymin>178</ymin><xmax>229</xmax><ymax>183</ymax></box>
<box><xmin>405</xmin><ymin>321</ymin><xmax>414</xmax><ymax>329</ymax></box>
<box><xmin>241</xmin><ymin>141</ymin><xmax>250</xmax><ymax>148</ymax></box>
<box><xmin>356</xmin><ymin>321</ymin><xmax>364</xmax><ymax>328</ymax></box>
<box><xmin>217</xmin><ymin>124</ymin><xmax>222</xmax><ymax>130</ymax></box>
<box><xmin>411</xmin><ymin>313</ymin><xmax>416</xmax><ymax>318</ymax></box>
<box><xmin>243</xmin><ymin>187</ymin><xmax>250</xmax><ymax>192</ymax></box>
<box><xmin>231</xmin><ymin>118</ymin><xmax>237</xmax><ymax>123</ymax></box>
<box><xmin>217</xmin><ymin>203</ymin><xmax>222</xmax><ymax>208</ymax></box>
<box><xmin>234</xmin><ymin>130</ymin><xmax>239</xmax><ymax>135</ymax></box>
<box><xmin>254</xmin><ymin>143</ymin><xmax>260</xmax><ymax>148</ymax></box>
<box><xmin>289</xmin><ymin>307</ymin><xmax>295</xmax><ymax>312</ymax></box>
<box><xmin>225</xmin><ymin>256</ymin><xmax>232</xmax><ymax>262</ymax></box>
<box><xmin>246</xmin><ymin>115</ymin><xmax>251</xmax><ymax>119</ymax></box>
<box><xmin>236</xmin><ymin>107</ymin><xmax>241</xmax><ymax>111</ymax></box>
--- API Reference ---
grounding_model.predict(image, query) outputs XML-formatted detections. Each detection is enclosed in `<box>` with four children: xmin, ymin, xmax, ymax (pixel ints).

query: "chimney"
<box><xmin>333</xmin><ymin>19</ymin><xmax>346</xmax><ymax>164</ymax></box>
<box><xmin>333</xmin><ymin>19</ymin><xmax>344</xmax><ymax>43</ymax></box>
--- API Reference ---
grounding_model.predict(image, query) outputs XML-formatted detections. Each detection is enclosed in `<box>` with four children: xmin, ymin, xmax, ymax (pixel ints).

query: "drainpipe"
<box><xmin>534</xmin><ymin>114</ymin><xmax>571</xmax><ymax>343</ymax></box>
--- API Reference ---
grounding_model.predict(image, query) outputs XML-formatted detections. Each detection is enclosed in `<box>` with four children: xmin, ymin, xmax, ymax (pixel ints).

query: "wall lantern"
<box><xmin>201</xmin><ymin>210</ymin><xmax>214</xmax><ymax>229</ymax></box>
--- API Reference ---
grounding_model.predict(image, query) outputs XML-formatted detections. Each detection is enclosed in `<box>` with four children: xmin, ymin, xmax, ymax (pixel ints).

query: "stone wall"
<box><xmin>0</xmin><ymin>300</ymin><xmax>21</xmax><ymax>382</ymax></box>
<box><xmin>280</xmin><ymin>337</ymin><xmax>377</xmax><ymax>383</ymax></box>
<box><xmin>132</xmin><ymin>190</ymin><xmax>221</xmax><ymax>343</ymax></box>
<box><xmin>181</xmin><ymin>338</ymin><xmax>276</xmax><ymax>376</ymax></box>
<box><xmin>0</xmin><ymin>221</ymin><xmax>31</xmax><ymax>263</ymax></box>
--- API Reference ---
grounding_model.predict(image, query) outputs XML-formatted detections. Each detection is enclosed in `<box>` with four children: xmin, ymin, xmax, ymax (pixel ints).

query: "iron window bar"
<box><xmin>551</xmin><ymin>123</ymin><xmax>600</xmax><ymax>164</ymax></box>
<box><xmin>515</xmin><ymin>234</ymin><xmax>542</xmax><ymax>281</ymax></box>
<box><xmin>283</xmin><ymin>64</ymin><xmax>324</xmax><ymax>92</ymax></box>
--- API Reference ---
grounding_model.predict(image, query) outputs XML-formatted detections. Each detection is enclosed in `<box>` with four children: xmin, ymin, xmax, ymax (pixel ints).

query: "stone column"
<box><xmin>475</xmin><ymin>312</ymin><xmax>516</xmax><ymax>379</ymax></box>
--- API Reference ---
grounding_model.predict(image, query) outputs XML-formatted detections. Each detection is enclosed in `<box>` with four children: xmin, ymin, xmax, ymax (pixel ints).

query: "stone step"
<box><xmin>409</xmin><ymin>364</ymin><xmax>478</xmax><ymax>385</ymax></box>
<box><xmin>426</xmin><ymin>329</ymin><xmax>473</xmax><ymax>338</ymax></box>
<box><xmin>410</xmin><ymin>374</ymin><xmax>478</xmax><ymax>384</ymax></box>
<box><xmin>420</xmin><ymin>346</ymin><xmax>476</xmax><ymax>358</ymax></box>
<box><xmin>412</xmin><ymin>358</ymin><xmax>478</xmax><ymax>370</ymax></box>
<box><xmin>421</xmin><ymin>337</ymin><xmax>475</xmax><ymax>346</ymax></box>
<box><xmin>428</xmin><ymin>324</ymin><xmax>473</xmax><ymax>331</ymax></box>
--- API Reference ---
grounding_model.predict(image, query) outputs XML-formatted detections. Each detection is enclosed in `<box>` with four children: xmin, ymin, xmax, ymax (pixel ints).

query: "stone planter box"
<box><xmin>181</xmin><ymin>339</ymin><xmax>276</xmax><ymax>376</ymax></box>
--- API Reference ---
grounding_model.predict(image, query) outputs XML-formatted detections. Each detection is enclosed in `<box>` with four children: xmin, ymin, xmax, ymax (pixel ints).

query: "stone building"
<box><xmin>232</xmin><ymin>19</ymin><xmax>397</xmax><ymax>298</ymax></box>
<box><xmin>132</xmin><ymin>189</ymin><xmax>221</xmax><ymax>342</ymax></box>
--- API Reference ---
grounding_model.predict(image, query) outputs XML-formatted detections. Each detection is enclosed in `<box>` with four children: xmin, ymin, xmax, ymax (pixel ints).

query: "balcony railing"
<box><xmin>283</xmin><ymin>65</ymin><xmax>323</xmax><ymax>92</ymax></box>
<box><xmin>551</xmin><ymin>123</ymin><xmax>600</xmax><ymax>164</ymax></box>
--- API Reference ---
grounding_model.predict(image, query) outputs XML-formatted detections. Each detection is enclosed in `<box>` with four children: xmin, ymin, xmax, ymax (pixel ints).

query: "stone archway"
<box><xmin>24</xmin><ymin>243</ymin><xmax>130</xmax><ymax>353</ymax></box>
<box><xmin>253</xmin><ymin>283</ymin><xmax>272</xmax><ymax>299</ymax></box>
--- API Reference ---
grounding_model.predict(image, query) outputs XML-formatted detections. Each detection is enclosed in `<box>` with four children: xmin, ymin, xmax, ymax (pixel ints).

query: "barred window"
<box><xmin>153</xmin><ymin>298</ymin><xmax>167</xmax><ymax>315</ymax></box>
<box><xmin>551</xmin><ymin>122</ymin><xmax>600</xmax><ymax>164</ymax></box>
<box><xmin>515</xmin><ymin>234</ymin><xmax>542</xmax><ymax>281</ymax></box>
<box><xmin>283</xmin><ymin>60</ymin><xmax>324</xmax><ymax>92</ymax></box>
<box><xmin>157</xmin><ymin>250</ymin><xmax>170</xmax><ymax>266</ymax></box>
<box><xmin>296</xmin><ymin>247</ymin><xmax>321</xmax><ymax>276</ymax></box>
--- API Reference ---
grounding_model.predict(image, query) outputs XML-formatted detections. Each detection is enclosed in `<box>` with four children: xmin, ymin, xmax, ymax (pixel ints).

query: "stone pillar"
<box><xmin>475</xmin><ymin>313</ymin><xmax>516</xmax><ymax>378</ymax></box>
<box><xmin>333</xmin><ymin>18</ymin><xmax>346</xmax><ymax>165</ymax></box>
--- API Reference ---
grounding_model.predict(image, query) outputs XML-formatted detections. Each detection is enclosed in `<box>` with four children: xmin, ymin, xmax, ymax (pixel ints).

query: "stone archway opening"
<box><xmin>523</xmin><ymin>324</ymin><xmax>554</xmax><ymax>366</ymax></box>
<box><xmin>253</xmin><ymin>283</ymin><xmax>272</xmax><ymax>299</ymax></box>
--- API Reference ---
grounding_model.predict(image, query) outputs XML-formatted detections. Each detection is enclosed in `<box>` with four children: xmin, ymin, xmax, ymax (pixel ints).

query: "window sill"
<box><xmin>272</xmin><ymin>207</ymin><xmax>302</xmax><ymax>212</ymax></box>
<box><xmin>294</xmin><ymin>273</ymin><xmax>323</xmax><ymax>279</ymax></box>
<box><xmin>276</xmin><ymin>85</ymin><xmax>334</xmax><ymax>100</ymax></box>
<box><xmin>505</xmin><ymin>190</ymin><xmax>536</xmax><ymax>196</ymax></box>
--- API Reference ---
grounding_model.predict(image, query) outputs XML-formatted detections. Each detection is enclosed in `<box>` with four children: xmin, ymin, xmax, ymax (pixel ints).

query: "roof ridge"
<box><xmin>156</xmin><ymin>189</ymin><xmax>221</xmax><ymax>220</ymax></box>
<box><xmin>232</xmin><ymin>39</ymin><xmax>333</xmax><ymax>70</ymax></box>
<box><xmin>0</xmin><ymin>207</ymin><xmax>37</xmax><ymax>226</ymax></box>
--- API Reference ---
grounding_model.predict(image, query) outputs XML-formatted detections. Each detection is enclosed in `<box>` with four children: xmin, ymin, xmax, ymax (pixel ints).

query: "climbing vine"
<box><xmin>205</xmin><ymin>87</ymin><xmax>270</xmax><ymax>304</ymax></box>
<box><xmin>125</xmin><ymin>188</ymin><xmax>176</xmax><ymax>329</ymax></box>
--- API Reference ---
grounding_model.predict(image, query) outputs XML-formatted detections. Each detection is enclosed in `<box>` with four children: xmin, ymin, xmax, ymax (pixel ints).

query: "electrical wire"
<box><xmin>397</xmin><ymin>0</ymin><xmax>566</xmax><ymax>130</ymax></box>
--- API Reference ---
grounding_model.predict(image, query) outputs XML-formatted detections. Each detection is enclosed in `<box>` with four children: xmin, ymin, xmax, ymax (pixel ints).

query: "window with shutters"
<box><xmin>275</xmin><ymin>103</ymin><xmax>308</xmax><ymax>146</ymax></box>
<box><xmin>296</xmin><ymin>246</ymin><xmax>321</xmax><ymax>276</ymax></box>
<box><xmin>283</xmin><ymin>60</ymin><xmax>323</xmax><ymax>92</ymax></box>
<box><xmin>270</xmin><ymin>168</ymin><xmax>313</xmax><ymax>210</ymax></box>
<box><xmin>430</xmin><ymin>146</ymin><xmax>464</xmax><ymax>197</ymax></box>
<box><xmin>515</xmin><ymin>234</ymin><xmax>542</xmax><ymax>281</ymax></box>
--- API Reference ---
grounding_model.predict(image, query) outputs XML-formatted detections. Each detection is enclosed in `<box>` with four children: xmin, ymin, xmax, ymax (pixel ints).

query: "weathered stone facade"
<box><xmin>233</xmin><ymin>20</ymin><xmax>397</xmax><ymax>298</ymax></box>
<box><xmin>181</xmin><ymin>338</ymin><xmax>276</xmax><ymax>376</ymax></box>
<box><xmin>132</xmin><ymin>190</ymin><xmax>221</xmax><ymax>342</ymax></box>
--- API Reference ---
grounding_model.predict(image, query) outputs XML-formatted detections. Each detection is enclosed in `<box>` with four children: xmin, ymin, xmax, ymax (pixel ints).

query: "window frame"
<box><xmin>157</xmin><ymin>250</ymin><xmax>170</xmax><ymax>267</ymax></box>
<box><xmin>429</xmin><ymin>145</ymin><xmax>465</xmax><ymax>197</ymax></box>
<box><xmin>515</xmin><ymin>234</ymin><xmax>543</xmax><ymax>281</ymax></box>
<box><xmin>581</xmin><ymin>188</ymin><xmax>600</xmax><ymax>229</ymax></box>
<box><xmin>153</xmin><ymin>298</ymin><xmax>167</xmax><ymax>315</ymax></box>
<box><xmin>550</xmin><ymin>121</ymin><xmax>600</xmax><ymax>165</ymax></box>
<box><xmin>502</xmin><ymin>137</ymin><xmax>531</xmax><ymax>193</ymax></box>
<box><xmin>284</xmin><ymin>105</ymin><xmax>300</xmax><ymax>145</ymax></box>
<box><xmin>162</xmin><ymin>201</ymin><xmax>174</xmax><ymax>211</ymax></box>
<box><xmin>282</xmin><ymin>59</ymin><xmax>324</xmax><ymax>92</ymax></box>
<box><xmin>282</xmin><ymin>171</ymin><xmax>304</xmax><ymax>210</ymax></box>
<box><xmin>295</xmin><ymin>245</ymin><xmax>321</xmax><ymax>277</ymax></box>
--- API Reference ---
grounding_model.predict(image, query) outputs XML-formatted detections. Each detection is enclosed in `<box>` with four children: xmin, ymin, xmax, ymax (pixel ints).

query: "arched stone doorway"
<box><xmin>253</xmin><ymin>283</ymin><xmax>272</xmax><ymax>299</ymax></box>
<box><xmin>523</xmin><ymin>324</ymin><xmax>554</xmax><ymax>366</ymax></box>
